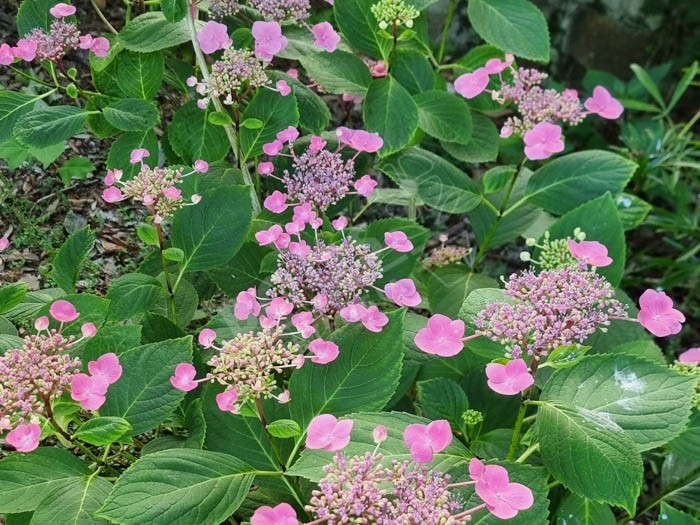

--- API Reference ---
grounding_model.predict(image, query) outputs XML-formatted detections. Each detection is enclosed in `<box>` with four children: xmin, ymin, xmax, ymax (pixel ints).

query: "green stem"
<box><xmin>389</xmin><ymin>20</ymin><xmax>398</xmax><ymax>71</ymax></box>
<box><xmin>185</xmin><ymin>3</ymin><xmax>260</xmax><ymax>213</ymax></box>
<box><xmin>515</xmin><ymin>442</ymin><xmax>539</xmax><ymax>463</ymax></box>
<box><xmin>547</xmin><ymin>479</ymin><xmax>561</xmax><ymax>490</ymax></box>
<box><xmin>506</xmin><ymin>401</ymin><xmax>528</xmax><ymax>461</ymax></box>
<box><xmin>9</xmin><ymin>66</ymin><xmax>54</xmax><ymax>88</ymax></box>
<box><xmin>437</xmin><ymin>0</ymin><xmax>457</xmax><ymax>63</ymax></box>
<box><xmin>407</xmin><ymin>196</ymin><xmax>417</xmax><ymax>221</ymax></box>
<box><xmin>352</xmin><ymin>202</ymin><xmax>372</xmax><ymax>223</ymax></box>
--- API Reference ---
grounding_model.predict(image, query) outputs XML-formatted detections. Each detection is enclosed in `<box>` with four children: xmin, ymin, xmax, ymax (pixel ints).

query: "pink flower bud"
<box><xmin>49</xmin><ymin>300</ymin><xmax>79</xmax><ymax>323</ymax></box>
<box><xmin>34</xmin><ymin>316</ymin><xmax>49</xmax><ymax>331</ymax></box>
<box><xmin>81</xmin><ymin>322</ymin><xmax>97</xmax><ymax>338</ymax></box>
<box><xmin>373</xmin><ymin>425</ymin><xmax>388</xmax><ymax>443</ymax></box>
<box><xmin>198</xmin><ymin>328</ymin><xmax>217</xmax><ymax>348</ymax></box>
<box><xmin>49</xmin><ymin>3</ymin><xmax>76</xmax><ymax>18</ymax></box>
<box><xmin>193</xmin><ymin>159</ymin><xmax>209</xmax><ymax>173</ymax></box>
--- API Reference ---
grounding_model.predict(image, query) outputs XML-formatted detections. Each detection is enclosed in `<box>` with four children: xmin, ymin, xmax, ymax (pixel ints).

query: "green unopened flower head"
<box><xmin>371</xmin><ymin>0</ymin><xmax>419</xmax><ymax>30</ymax></box>
<box><xmin>462</xmin><ymin>409</ymin><xmax>484</xmax><ymax>426</ymax></box>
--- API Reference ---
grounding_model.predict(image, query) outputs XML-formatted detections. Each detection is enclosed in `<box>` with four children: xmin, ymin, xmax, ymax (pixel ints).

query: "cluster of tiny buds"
<box><xmin>520</xmin><ymin>228</ymin><xmax>586</xmax><ymax>269</ymax></box>
<box><xmin>101</xmin><ymin>149</ymin><xmax>207</xmax><ymax>223</ymax></box>
<box><xmin>259</xmin><ymin>126</ymin><xmax>381</xmax><ymax>213</ymax></box>
<box><xmin>1</xmin><ymin>300</ymin><xmax>122</xmax><ymax>453</ymax></box>
<box><xmin>371</xmin><ymin>0</ymin><xmax>420</xmax><ymax>30</ymax></box>
<box><xmin>0</xmin><ymin>3</ymin><xmax>109</xmax><ymax>66</ymax></box>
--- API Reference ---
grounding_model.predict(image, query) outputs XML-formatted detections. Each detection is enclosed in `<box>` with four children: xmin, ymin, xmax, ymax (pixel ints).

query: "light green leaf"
<box><xmin>0</xmin><ymin>92</ymin><xmax>39</xmax><ymax>143</ymax></box>
<box><xmin>364</xmin><ymin>77</ymin><xmax>419</xmax><ymax>156</ymax></box>
<box><xmin>103</xmin><ymin>99</ymin><xmax>159</xmax><ymax>132</ymax></box>
<box><xmin>289</xmin><ymin>310</ymin><xmax>405</xmax><ymax>429</ymax></box>
<box><xmin>239</xmin><ymin>88</ymin><xmax>299</xmax><ymax>161</ymax></box>
<box><xmin>266</xmin><ymin>419</ymin><xmax>302</xmax><ymax>439</ymax></box>
<box><xmin>467</xmin><ymin>0</ymin><xmax>550</xmax><ymax>62</ymax></box>
<box><xmin>334</xmin><ymin>0</ymin><xmax>391</xmax><ymax>59</ymax></box>
<box><xmin>106</xmin><ymin>273</ymin><xmax>167</xmax><ymax>321</ymax></box>
<box><xmin>74</xmin><ymin>417</ymin><xmax>133</xmax><ymax>446</ymax></box>
<box><xmin>13</xmin><ymin>106</ymin><xmax>87</xmax><ymax>148</ymax></box>
<box><xmin>0</xmin><ymin>448</ymin><xmax>91</xmax><ymax>513</ymax></box>
<box><xmin>299</xmin><ymin>50</ymin><xmax>372</xmax><ymax>96</ymax></box>
<box><xmin>98</xmin><ymin>450</ymin><xmax>254</xmax><ymax>525</ymax></box>
<box><xmin>0</xmin><ymin>283</ymin><xmax>28</xmax><ymax>315</ymax></box>
<box><xmin>118</xmin><ymin>12</ymin><xmax>191</xmax><ymax>52</ymax></box>
<box><xmin>668</xmin><ymin>410</ymin><xmax>700</xmax><ymax>461</ymax></box>
<box><xmin>414</xmin><ymin>91</ymin><xmax>472</xmax><ymax>145</ymax></box>
<box><xmin>656</xmin><ymin>502</ymin><xmax>699</xmax><ymax>525</ymax></box>
<box><xmin>101</xmin><ymin>337</ymin><xmax>192</xmax><ymax>436</ymax></box>
<box><xmin>379</xmin><ymin>147</ymin><xmax>481</xmax><ymax>214</ymax></box>
<box><xmin>442</xmin><ymin>112</ymin><xmax>500</xmax><ymax>163</ymax></box>
<box><xmin>116</xmin><ymin>51</ymin><xmax>164</xmax><ymax>99</ymax></box>
<box><xmin>541</xmin><ymin>354</ymin><xmax>695</xmax><ymax>451</ymax></box>
<box><xmin>168</xmin><ymin>101</ymin><xmax>230</xmax><ymax>163</ymax></box>
<box><xmin>136</xmin><ymin>223</ymin><xmax>160</xmax><ymax>247</ymax></box>
<box><xmin>58</xmin><ymin>157</ymin><xmax>96</xmax><ymax>185</ymax></box>
<box><xmin>50</xmin><ymin>228</ymin><xmax>95</xmax><ymax>293</ymax></box>
<box><xmin>538</xmin><ymin>402</ymin><xmax>642</xmax><ymax>514</ymax></box>
<box><xmin>30</xmin><ymin>476</ymin><xmax>112</xmax><ymax>525</ymax></box>
<box><xmin>171</xmin><ymin>185</ymin><xmax>253</xmax><ymax>273</ymax></box>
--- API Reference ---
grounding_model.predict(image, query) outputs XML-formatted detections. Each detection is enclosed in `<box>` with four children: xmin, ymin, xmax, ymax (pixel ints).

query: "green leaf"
<box><xmin>0</xmin><ymin>140</ymin><xmax>33</xmax><ymax>170</ymax></box>
<box><xmin>0</xmin><ymin>92</ymin><xmax>39</xmax><ymax>143</ymax></box>
<box><xmin>417</xmin><ymin>378</ymin><xmax>469</xmax><ymax>428</ymax></box>
<box><xmin>27</xmin><ymin>141</ymin><xmax>66</xmax><ymax>167</ymax></box>
<box><xmin>98</xmin><ymin>450</ymin><xmax>254</xmax><ymax>525</ymax></box>
<box><xmin>167</xmin><ymin>101</ymin><xmax>230</xmax><ymax>163</ymax></box>
<box><xmin>363</xmin><ymin>77</ymin><xmax>419</xmax><ymax>156</ymax></box>
<box><xmin>482</xmin><ymin>166</ymin><xmax>516</xmax><ymax>194</ymax></box>
<box><xmin>81</xmin><ymin>324</ymin><xmax>142</xmax><ymax>362</ymax></box>
<box><xmin>103</xmin><ymin>98</ymin><xmax>160</xmax><ymax>132</ymax></box>
<box><xmin>17</xmin><ymin>0</ymin><xmax>66</xmax><ymax>36</ymax></box>
<box><xmin>74</xmin><ymin>417</ymin><xmax>133</xmax><ymax>446</ymax></box>
<box><xmin>523</xmin><ymin>151</ymin><xmax>637</xmax><ymax>215</ymax></box>
<box><xmin>30</xmin><ymin>476</ymin><xmax>112</xmax><ymax>525</ymax></box>
<box><xmin>542</xmin><ymin>344</ymin><xmax>591</xmax><ymax>369</ymax></box>
<box><xmin>542</xmin><ymin>354</ymin><xmax>696</xmax><ymax>451</ymax></box>
<box><xmin>554</xmin><ymin>493</ymin><xmax>616</xmax><ymax>525</ymax></box>
<box><xmin>668</xmin><ymin>410</ymin><xmax>700</xmax><ymax>461</ymax></box>
<box><xmin>106</xmin><ymin>273</ymin><xmax>167</xmax><ymax>321</ymax></box>
<box><xmin>268</xmin><ymin>72</ymin><xmax>331</xmax><ymax>135</ymax></box>
<box><xmin>209</xmin><ymin>111</ymin><xmax>235</xmax><ymax>126</ymax></box>
<box><xmin>542</xmin><ymin>193</ymin><xmax>626</xmax><ymax>285</ymax></box>
<box><xmin>171</xmin><ymin>185</ymin><xmax>253</xmax><ymax>273</ymax></box>
<box><xmin>106</xmin><ymin>129</ymin><xmax>158</xmax><ymax>180</ymax></box>
<box><xmin>287</xmin><ymin>411</ymin><xmax>470</xmax><ymax>481</ymax></box>
<box><xmin>442</xmin><ymin>112</ymin><xmax>500</xmax><ymax>163</ymax></box>
<box><xmin>392</xmin><ymin>49</ymin><xmax>435</xmax><ymax>94</ymax></box>
<box><xmin>289</xmin><ymin>309</ymin><xmax>406</xmax><ymax>429</ymax></box>
<box><xmin>467</xmin><ymin>0</ymin><xmax>550</xmax><ymax>62</ymax></box>
<box><xmin>101</xmin><ymin>337</ymin><xmax>192</xmax><ymax>436</ymax></box>
<box><xmin>630</xmin><ymin>64</ymin><xmax>665</xmax><ymax>108</ymax></box>
<box><xmin>379</xmin><ymin>147</ymin><xmax>481</xmax><ymax>213</ymax></box>
<box><xmin>153</xmin><ymin>273</ymin><xmax>199</xmax><ymax>328</ymax></box>
<box><xmin>137</xmin><ymin>223</ymin><xmax>160</xmax><ymax>247</ymax></box>
<box><xmin>458</xmin><ymin>287</ymin><xmax>510</xmax><ymax>325</ymax></box>
<box><xmin>162</xmin><ymin>248</ymin><xmax>184</xmax><ymax>262</ymax></box>
<box><xmin>299</xmin><ymin>50</ymin><xmax>372</xmax><ymax>96</ymax></box>
<box><xmin>119</xmin><ymin>12</ymin><xmax>191</xmax><ymax>52</ymax></box>
<box><xmin>665</xmin><ymin>60</ymin><xmax>698</xmax><ymax>115</ymax></box>
<box><xmin>0</xmin><ymin>283</ymin><xmax>28</xmax><ymax>315</ymax></box>
<box><xmin>57</xmin><ymin>156</ymin><xmax>96</xmax><ymax>185</ymax></box>
<box><xmin>414</xmin><ymin>91</ymin><xmax>472</xmax><ymax>145</ymax></box>
<box><xmin>50</xmin><ymin>228</ymin><xmax>95</xmax><ymax>293</ymax></box>
<box><xmin>161</xmin><ymin>0</ymin><xmax>188</xmax><ymax>22</ymax></box>
<box><xmin>0</xmin><ymin>448</ymin><xmax>91</xmax><ymax>513</ymax></box>
<box><xmin>239</xmin><ymin>88</ymin><xmax>299</xmax><ymax>161</ymax></box>
<box><xmin>656</xmin><ymin>502</ymin><xmax>699</xmax><ymax>525</ymax></box>
<box><xmin>266</xmin><ymin>419</ymin><xmax>302</xmax><ymax>439</ymax></box>
<box><xmin>661</xmin><ymin>454</ymin><xmax>700</xmax><ymax>512</ymax></box>
<box><xmin>13</xmin><ymin>106</ymin><xmax>87</xmax><ymax>148</ymax></box>
<box><xmin>116</xmin><ymin>51</ymin><xmax>164</xmax><ymax>99</ymax></box>
<box><xmin>426</xmin><ymin>266</ymin><xmax>497</xmax><ymax>318</ymax></box>
<box><xmin>334</xmin><ymin>0</ymin><xmax>391</xmax><ymax>59</ymax></box>
<box><xmin>538</xmin><ymin>402</ymin><xmax>642</xmax><ymax>513</ymax></box>
<box><xmin>615</xmin><ymin>193</ymin><xmax>652</xmax><ymax>231</ymax></box>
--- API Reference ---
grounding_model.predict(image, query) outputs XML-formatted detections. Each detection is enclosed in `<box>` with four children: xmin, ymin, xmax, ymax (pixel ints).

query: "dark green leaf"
<box><xmin>116</xmin><ymin>51</ymin><xmax>164</xmax><ymax>99</ymax></box>
<box><xmin>118</xmin><ymin>12</ymin><xmax>191</xmax><ymax>52</ymax></box>
<box><xmin>106</xmin><ymin>129</ymin><xmax>158</xmax><ymax>181</ymax></box>
<box><xmin>30</xmin><ymin>476</ymin><xmax>112</xmax><ymax>525</ymax></box>
<box><xmin>239</xmin><ymin>88</ymin><xmax>299</xmax><ymax>161</ymax></box>
<box><xmin>74</xmin><ymin>417</ymin><xmax>133</xmax><ymax>446</ymax></box>
<box><xmin>106</xmin><ymin>273</ymin><xmax>167</xmax><ymax>321</ymax></box>
<box><xmin>334</xmin><ymin>0</ymin><xmax>391</xmax><ymax>59</ymax></box>
<box><xmin>417</xmin><ymin>378</ymin><xmax>469</xmax><ymax>428</ymax></box>
<box><xmin>50</xmin><ymin>228</ymin><xmax>95</xmax><ymax>293</ymax></box>
<box><xmin>441</xmin><ymin>112</ymin><xmax>500</xmax><ymax>163</ymax></box>
<box><xmin>299</xmin><ymin>50</ymin><xmax>372</xmax><ymax>96</ymax></box>
<box><xmin>0</xmin><ymin>92</ymin><xmax>39</xmax><ymax>143</ymax></box>
<box><xmin>167</xmin><ymin>101</ymin><xmax>230</xmax><ymax>163</ymax></box>
<box><xmin>161</xmin><ymin>0</ymin><xmax>188</xmax><ymax>23</ymax></box>
<box><xmin>13</xmin><ymin>106</ymin><xmax>87</xmax><ymax>148</ymax></box>
<box><xmin>0</xmin><ymin>283</ymin><xmax>28</xmax><ymax>315</ymax></box>
<box><xmin>364</xmin><ymin>77</ymin><xmax>419</xmax><ymax>156</ymax></box>
<box><xmin>414</xmin><ymin>91</ymin><xmax>472</xmax><ymax>145</ymax></box>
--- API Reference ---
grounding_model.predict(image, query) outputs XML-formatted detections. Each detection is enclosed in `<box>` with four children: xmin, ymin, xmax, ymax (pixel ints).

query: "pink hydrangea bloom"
<box><xmin>87</xmin><ymin>353</ymin><xmax>122</xmax><ymax>386</ymax></box>
<box><xmin>637</xmin><ymin>289</ymin><xmax>685</xmax><ymax>337</ymax></box>
<box><xmin>485</xmin><ymin>359</ymin><xmax>534</xmax><ymax>395</ymax></box>
<box><xmin>348</xmin><ymin>130</ymin><xmax>384</xmax><ymax>153</ymax></box>
<box><xmin>258</xmin><ymin>161</ymin><xmax>274</xmax><ymax>175</ymax></box>
<box><xmin>197</xmin><ymin>21</ymin><xmax>232</xmax><ymax>54</ymax></box>
<box><xmin>567</xmin><ymin>239</ymin><xmax>613</xmax><ymax>267</ymax></box>
<box><xmin>470</xmin><ymin>458</ymin><xmax>534</xmax><ymax>519</ymax></box>
<box><xmin>384</xmin><ymin>231</ymin><xmax>413</xmax><ymax>253</ymax></box>
<box><xmin>263</xmin><ymin>140</ymin><xmax>284</xmax><ymax>156</ymax></box>
<box><xmin>306</xmin><ymin>414</ymin><xmax>354</xmax><ymax>451</ymax></box>
<box><xmin>276</xmin><ymin>79</ymin><xmax>291</xmax><ymax>96</ymax></box>
<box><xmin>266</xmin><ymin>297</ymin><xmax>294</xmax><ymax>322</ymax></box>
<box><xmin>277</xmin><ymin>126</ymin><xmax>299</xmax><ymax>143</ymax></box>
<box><xmin>162</xmin><ymin>186</ymin><xmax>182</xmax><ymax>200</ymax></box>
<box><xmin>361</xmin><ymin>305</ymin><xmax>389</xmax><ymax>332</ymax></box>
<box><xmin>678</xmin><ymin>348</ymin><xmax>700</xmax><ymax>364</ymax></box>
<box><xmin>252</xmin><ymin>21</ymin><xmax>288</xmax><ymax>62</ymax></box>
<box><xmin>353</xmin><ymin>174</ymin><xmax>377</xmax><ymax>197</ymax></box>
<box><xmin>6</xmin><ymin>423</ymin><xmax>41</xmax><ymax>453</ymax></box>
<box><xmin>0</xmin><ymin>236</ymin><xmax>9</xmax><ymax>251</ymax></box>
<box><xmin>198</xmin><ymin>328</ymin><xmax>217</xmax><ymax>348</ymax></box>
<box><xmin>384</xmin><ymin>278</ymin><xmax>421</xmax><ymax>307</ymax></box>
<box><xmin>373</xmin><ymin>425</ymin><xmax>388</xmax><ymax>443</ymax></box>
<box><xmin>50</xmin><ymin>3</ymin><xmax>76</xmax><ymax>18</ymax></box>
<box><xmin>80</xmin><ymin>322</ymin><xmax>97</xmax><ymax>338</ymax></box>
<box><xmin>101</xmin><ymin>186</ymin><xmax>124</xmax><ymax>203</ymax></box>
<box><xmin>291</xmin><ymin>312</ymin><xmax>316</xmax><ymax>338</ymax></box>
<box><xmin>216</xmin><ymin>390</ymin><xmax>239</xmax><ymax>412</ymax></box>
<box><xmin>584</xmin><ymin>86</ymin><xmax>624</xmax><ymax>119</ymax></box>
<box><xmin>0</xmin><ymin>43</ymin><xmax>14</xmax><ymax>65</ymax></box>
<box><xmin>170</xmin><ymin>363</ymin><xmax>198</xmax><ymax>392</ymax></box>
<box><xmin>484</xmin><ymin>54</ymin><xmax>514</xmax><ymax>74</ymax></box>
<box><xmin>255</xmin><ymin>225</ymin><xmax>290</xmax><ymax>250</ymax></box>
<box><xmin>311</xmin><ymin>22</ymin><xmax>341</xmax><ymax>52</ymax></box>
<box><xmin>13</xmin><ymin>39</ymin><xmax>36</xmax><ymax>61</ymax></box>
<box><xmin>414</xmin><ymin>314</ymin><xmax>465</xmax><ymax>357</ymax></box>
<box><xmin>340</xmin><ymin>303</ymin><xmax>366</xmax><ymax>323</ymax></box>
<box><xmin>251</xmin><ymin>503</ymin><xmax>298</xmax><ymax>525</ymax></box>
<box><xmin>78</xmin><ymin>34</ymin><xmax>93</xmax><ymax>50</ymax></box>
<box><xmin>49</xmin><ymin>300</ymin><xmax>79</xmax><ymax>323</ymax></box>
<box><xmin>523</xmin><ymin>122</ymin><xmax>565</xmax><ymax>160</ymax></box>
<box><xmin>234</xmin><ymin>288</ymin><xmax>261</xmax><ymax>320</ymax></box>
<box><xmin>403</xmin><ymin>419</ymin><xmax>452</xmax><ymax>463</ymax></box>
<box><xmin>71</xmin><ymin>373</ymin><xmax>108</xmax><ymax>410</ymax></box>
<box><xmin>193</xmin><ymin>159</ymin><xmax>209</xmax><ymax>173</ymax></box>
<box><xmin>130</xmin><ymin>148</ymin><xmax>150</xmax><ymax>164</ymax></box>
<box><xmin>264</xmin><ymin>191</ymin><xmax>289</xmax><ymax>213</ymax></box>
<box><xmin>454</xmin><ymin>68</ymin><xmax>490</xmax><ymax>99</ymax></box>
<box><xmin>90</xmin><ymin>37</ymin><xmax>110</xmax><ymax>58</ymax></box>
<box><xmin>308</xmin><ymin>339</ymin><xmax>339</xmax><ymax>364</ymax></box>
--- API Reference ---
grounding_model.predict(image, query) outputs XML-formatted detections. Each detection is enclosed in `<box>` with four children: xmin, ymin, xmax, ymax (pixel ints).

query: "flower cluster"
<box><xmin>101</xmin><ymin>149</ymin><xmax>207</xmax><ymax>223</ymax></box>
<box><xmin>0</xmin><ymin>3</ymin><xmax>108</xmax><ymax>66</ymax></box>
<box><xmin>454</xmin><ymin>54</ymin><xmax>623</xmax><ymax>160</ymax></box>
<box><xmin>260</xmin><ymin>126</ymin><xmax>381</xmax><ymax>212</ymax></box>
<box><xmin>170</xmin><ymin>312</ymin><xmax>341</xmax><ymax>411</ymax></box>
<box><xmin>0</xmin><ymin>300</ymin><xmax>121</xmax><ymax>453</ymax></box>
<box><xmin>252</xmin><ymin>419</ymin><xmax>534</xmax><ymax>524</ymax></box>
<box><xmin>424</xmin><ymin>235</ymin><xmax>470</xmax><ymax>269</ymax></box>
<box><xmin>371</xmin><ymin>0</ymin><xmax>420</xmax><ymax>30</ymax></box>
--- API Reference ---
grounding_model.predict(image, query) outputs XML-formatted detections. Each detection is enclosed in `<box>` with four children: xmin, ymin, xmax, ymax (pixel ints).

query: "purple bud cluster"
<box><xmin>250</xmin><ymin>0</ymin><xmax>311</xmax><ymax>22</ymax></box>
<box><xmin>0</xmin><ymin>331</ymin><xmax>81</xmax><ymax>431</ymax></box>
<box><xmin>208</xmin><ymin>0</ymin><xmax>244</xmax><ymax>17</ymax></box>
<box><xmin>269</xmin><ymin>237</ymin><xmax>383</xmax><ymax>316</ymax></box>
<box><xmin>475</xmin><ymin>268</ymin><xmax>628</xmax><ymax>358</ymax></box>
<box><xmin>282</xmin><ymin>148</ymin><xmax>356</xmax><ymax>211</ymax></box>
<box><xmin>496</xmin><ymin>68</ymin><xmax>585</xmax><ymax>137</ymax></box>
<box><xmin>307</xmin><ymin>452</ymin><xmax>465</xmax><ymax>525</ymax></box>
<box><xmin>206</xmin><ymin>326</ymin><xmax>299</xmax><ymax>406</ymax></box>
<box><xmin>28</xmin><ymin>20</ymin><xmax>80</xmax><ymax>62</ymax></box>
